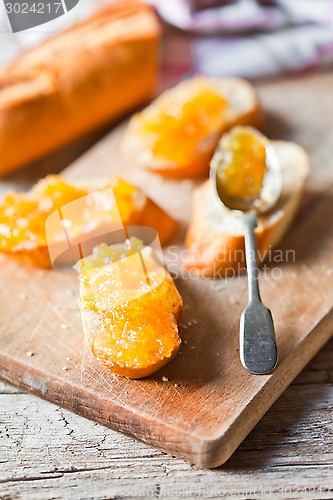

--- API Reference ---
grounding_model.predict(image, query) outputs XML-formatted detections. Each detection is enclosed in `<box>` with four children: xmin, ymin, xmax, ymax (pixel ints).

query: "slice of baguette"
<box><xmin>0</xmin><ymin>176</ymin><xmax>176</xmax><ymax>268</ymax></box>
<box><xmin>0</xmin><ymin>1</ymin><xmax>160</xmax><ymax>175</ymax></box>
<box><xmin>185</xmin><ymin>141</ymin><xmax>309</xmax><ymax>277</ymax></box>
<box><xmin>123</xmin><ymin>77</ymin><xmax>262</xmax><ymax>178</ymax></box>
<box><xmin>77</xmin><ymin>241</ymin><xmax>182</xmax><ymax>379</ymax></box>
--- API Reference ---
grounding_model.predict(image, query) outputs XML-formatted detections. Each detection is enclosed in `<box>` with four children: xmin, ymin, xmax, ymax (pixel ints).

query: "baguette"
<box><xmin>0</xmin><ymin>0</ymin><xmax>160</xmax><ymax>175</ymax></box>
<box><xmin>185</xmin><ymin>141</ymin><xmax>309</xmax><ymax>277</ymax></box>
<box><xmin>123</xmin><ymin>77</ymin><xmax>262</xmax><ymax>178</ymax></box>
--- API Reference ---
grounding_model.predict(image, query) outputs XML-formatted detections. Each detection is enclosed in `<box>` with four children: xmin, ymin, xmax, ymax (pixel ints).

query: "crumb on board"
<box><xmin>67</xmin><ymin>357</ymin><xmax>71</xmax><ymax>361</ymax></box>
<box><xmin>26</xmin><ymin>351</ymin><xmax>34</xmax><ymax>357</ymax></box>
<box><xmin>161</xmin><ymin>376</ymin><xmax>168</xmax><ymax>382</ymax></box>
<box><xmin>60</xmin><ymin>323</ymin><xmax>68</xmax><ymax>330</ymax></box>
<box><xmin>182</xmin><ymin>320</ymin><xmax>198</xmax><ymax>328</ymax></box>
<box><xmin>61</xmin><ymin>366</ymin><xmax>68</xmax><ymax>371</ymax></box>
<box><xmin>230</xmin><ymin>297</ymin><xmax>240</xmax><ymax>305</ymax></box>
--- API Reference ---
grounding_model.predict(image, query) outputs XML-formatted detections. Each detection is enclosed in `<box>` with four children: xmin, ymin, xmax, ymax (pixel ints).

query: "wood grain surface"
<box><xmin>1</xmin><ymin>341</ymin><xmax>332</xmax><ymax>499</ymax></box>
<box><xmin>0</xmin><ymin>70</ymin><xmax>333</xmax><ymax>471</ymax></box>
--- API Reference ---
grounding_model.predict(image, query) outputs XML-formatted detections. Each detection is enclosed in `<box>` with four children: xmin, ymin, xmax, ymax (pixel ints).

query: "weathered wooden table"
<box><xmin>0</xmin><ymin>70</ymin><xmax>333</xmax><ymax>499</ymax></box>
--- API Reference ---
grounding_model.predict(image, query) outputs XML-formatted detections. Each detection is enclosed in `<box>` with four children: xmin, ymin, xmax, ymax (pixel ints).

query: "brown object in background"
<box><xmin>190</xmin><ymin>0</ymin><xmax>277</xmax><ymax>10</ymax></box>
<box><xmin>189</xmin><ymin>0</ymin><xmax>237</xmax><ymax>12</ymax></box>
<box><xmin>0</xmin><ymin>0</ymin><xmax>160</xmax><ymax>176</ymax></box>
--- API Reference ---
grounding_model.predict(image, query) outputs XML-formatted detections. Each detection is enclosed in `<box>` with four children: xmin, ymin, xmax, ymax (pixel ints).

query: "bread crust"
<box><xmin>0</xmin><ymin>1</ymin><xmax>160</xmax><ymax>175</ymax></box>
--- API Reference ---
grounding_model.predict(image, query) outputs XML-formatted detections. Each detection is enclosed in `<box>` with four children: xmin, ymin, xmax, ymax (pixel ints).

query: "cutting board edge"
<box><xmin>1</xmin><ymin>307</ymin><xmax>332</xmax><ymax>468</ymax></box>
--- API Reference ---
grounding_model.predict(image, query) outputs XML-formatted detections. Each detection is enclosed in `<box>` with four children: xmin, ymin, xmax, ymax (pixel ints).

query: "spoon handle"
<box><xmin>240</xmin><ymin>213</ymin><xmax>278</xmax><ymax>375</ymax></box>
<box><xmin>243</xmin><ymin>213</ymin><xmax>261</xmax><ymax>303</ymax></box>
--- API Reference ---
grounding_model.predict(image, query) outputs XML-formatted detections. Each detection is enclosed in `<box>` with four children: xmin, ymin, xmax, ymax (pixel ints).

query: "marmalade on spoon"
<box><xmin>215</xmin><ymin>126</ymin><xmax>267</xmax><ymax>211</ymax></box>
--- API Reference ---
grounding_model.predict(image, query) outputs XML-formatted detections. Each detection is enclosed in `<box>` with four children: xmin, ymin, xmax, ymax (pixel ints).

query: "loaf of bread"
<box><xmin>0</xmin><ymin>0</ymin><xmax>160</xmax><ymax>175</ymax></box>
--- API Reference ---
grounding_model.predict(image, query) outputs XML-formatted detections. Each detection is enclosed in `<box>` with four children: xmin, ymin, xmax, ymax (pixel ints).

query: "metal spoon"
<box><xmin>210</xmin><ymin>129</ymin><xmax>282</xmax><ymax>375</ymax></box>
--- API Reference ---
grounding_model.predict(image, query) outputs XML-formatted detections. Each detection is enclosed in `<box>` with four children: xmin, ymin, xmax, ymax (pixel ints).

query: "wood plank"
<box><xmin>1</xmin><ymin>71</ymin><xmax>333</xmax><ymax>468</ymax></box>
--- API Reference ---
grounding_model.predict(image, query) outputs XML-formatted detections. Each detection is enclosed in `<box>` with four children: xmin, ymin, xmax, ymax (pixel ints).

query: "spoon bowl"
<box><xmin>210</xmin><ymin>128</ymin><xmax>283</xmax><ymax>214</ymax></box>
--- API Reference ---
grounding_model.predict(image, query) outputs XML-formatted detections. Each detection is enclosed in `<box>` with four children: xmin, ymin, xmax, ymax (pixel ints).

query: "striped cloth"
<box><xmin>150</xmin><ymin>0</ymin><xmax>333</xmax><ymax>79</ymax></box>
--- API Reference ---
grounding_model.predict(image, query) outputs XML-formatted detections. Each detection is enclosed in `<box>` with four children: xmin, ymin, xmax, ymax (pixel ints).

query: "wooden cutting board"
<box><xmin>1</xmin><ymin>71</ymin><xmax>333</xmax><ymax>468</ymax></box>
